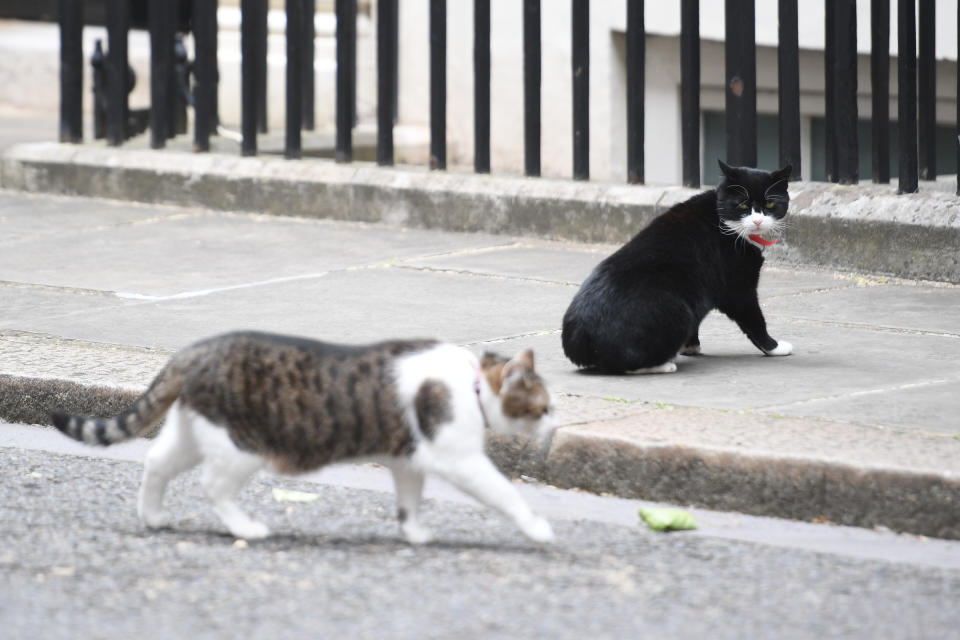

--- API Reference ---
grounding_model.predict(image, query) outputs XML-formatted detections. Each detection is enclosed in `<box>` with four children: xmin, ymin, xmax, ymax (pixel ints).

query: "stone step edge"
<box><xmin>3</xmin><ymin>373</ymin><xmax>957</xmax><ymax>541</ymax></box>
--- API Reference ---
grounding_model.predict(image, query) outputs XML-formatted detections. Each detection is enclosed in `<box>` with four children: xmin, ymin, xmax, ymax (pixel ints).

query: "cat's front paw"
<box><xmin>521</xmin><ymin>516</ymin><xmax>555</xmax><ymax>543</ymax></box>
<box><xmin>140</xmin><ymin>510</ymin><xmax>172</xmax><ymax>530</ymax></box>
<box><xmin>634</xmin><ymin>362</ymin><xmax>678</xmax><ymax>374</ymax></box>
<box><xmin>230</xmin><ymin>520</ymin><xmax>271</xmax><ymax>540</ymax></box>
<box><xmin>764</xmin><ymin>340</ymin><xmax>793</xmax><ymax>357</ymax></box>
<box><xmin>401</xmin><ymin>522</ymin><xmax>434</xmax><ymax>545</ymax></box>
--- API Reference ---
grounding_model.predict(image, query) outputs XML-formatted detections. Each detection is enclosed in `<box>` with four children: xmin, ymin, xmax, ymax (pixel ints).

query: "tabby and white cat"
<box><xmin>53</xmin><ymin>331</ymin><xmax>556</xmax><ymax>544</ymax></box>
<box><xmin>562</xmin><ymin>161</ymin><xmax>794</xmax><ymax>373</ymax></box>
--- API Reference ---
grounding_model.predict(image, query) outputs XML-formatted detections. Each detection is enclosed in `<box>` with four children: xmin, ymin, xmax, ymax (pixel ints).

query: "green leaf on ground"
<box><xmin>639</xmin><ymin>507</ymin><xmax>697</xmax><ymax>532</ymax></box>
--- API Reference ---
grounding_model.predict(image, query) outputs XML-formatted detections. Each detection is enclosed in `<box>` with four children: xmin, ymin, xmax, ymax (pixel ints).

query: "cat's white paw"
<box><xmin>764</xmin><ymin>340</ymin><xmax>793</xmax><ymax>357</ymax></box>
<box><xmin>521</xmin><ymin>516</ymin><xmax>555</xmax><ymax>543</ymax></box>
<box><xmin>401</xmin><ymin>522</ymin><xmax>434</xmax><ymax>545</ymax></box>
<box><xmin>140</xmin><ymin>510</ymin><xmax>172</xmax><ymax>530</ymax></box>
<box><xmin>635</xmin><ymin>362</ymin><xmax>677</xmax><ymax>374</ymax></box>
<box><xmin>230</xmin><ymin>520</ymin><xmax>271</xmax><ymax>540</ymax></box>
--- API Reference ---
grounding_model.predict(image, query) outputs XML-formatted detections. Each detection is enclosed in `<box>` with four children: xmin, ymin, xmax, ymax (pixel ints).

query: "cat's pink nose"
<box><xmin>753</xmin><ymin>219</ymin><xmax>763</xmax><ymax>226</ymax></box>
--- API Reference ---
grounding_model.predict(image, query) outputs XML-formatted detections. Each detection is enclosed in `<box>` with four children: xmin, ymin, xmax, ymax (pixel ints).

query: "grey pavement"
<box><xmin>1</xmin><ymin>189</ymin><xmax>958</xmax><ymax>539</ymax></box>
<box><xmin>0</xmin><ymin>110</ymin><xmax>55</xmax><ymax>155</ymax></box>
<box><xmin>5</xmin><ymin>141</ymin><xmax>960</xmax><ymax>283</ymax></box>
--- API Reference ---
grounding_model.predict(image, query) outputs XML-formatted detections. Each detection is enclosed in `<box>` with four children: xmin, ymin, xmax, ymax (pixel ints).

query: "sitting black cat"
<box><xmin>561</xmin><ymin>160</ymin><xmax>794</xmax><ymax>374</ymax></box>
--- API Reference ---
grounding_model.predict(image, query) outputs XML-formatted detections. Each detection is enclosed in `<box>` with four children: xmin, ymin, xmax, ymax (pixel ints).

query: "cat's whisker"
<box><xmin>728</xmin><ymin>184</ymin><xmax>750</xmax><ymax>200</ymax></box>
<box><xmin>763</xmin><ymin>179</ymin><xmax>787</xmax><ymax>199</ymax></box>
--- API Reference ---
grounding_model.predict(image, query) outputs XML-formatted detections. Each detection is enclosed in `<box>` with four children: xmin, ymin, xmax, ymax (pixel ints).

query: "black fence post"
<box><xmin>241</xmin><ymin>0</ymin><xmax>262</xmax><ymax>155</ymax></box>
<box><xmin>336</xmin><ymin>0</ymin><xmax>356</xmax><ymax>162</ymax></box>
<box><xmin>777</xmin><ymin>0</ymin><xmax>800</xmax><ymax>180</ymax></box>
<box><xmin>680</xmin><ymin>0</ymin><xmax>698</xmax><ymax>187</ymax></box>
<box><xmin>377</xmin><ymin>0</ymin><xmax>397</xmax><ymax>165</ymax></box>
<box><xmin>193</xmin><ymin>0</ymin><xmax>218</xmax><ymax>152</ymax></box>
<box><xmin>833</xmin><ymin>0</ymin><xmax>858</xmax><ymax>184</ymax></box>
<box><xmin>149</xmin><ymin>0</ymin><xmax>174</xmax><ymax>149</ymax></box>
<box><xmin>626</xmin><ymin>0</ymin><xmax>644</xmax><ymax>184</ymax></box>
<box><xmin>571</xmin><ymin>0</ymin><xmax>589</xmax><ymax>180</ymax></box>
<box><xmin>523</xmin><ymin>0</ymin><xmax>541</xmax><ymax>177</ymax></box>
<box><xmin>474</xmin><ymin>0</ymin><xmax>491</xmax><ymax>174</ymax></box>
<box><xmin>92</xmin><ymin>40</ymin><xmax>106</xmax><ymax>139</ymax></box>
<box><xmin>430</xmin><ymin>0</ymin><xmax>446</xmax><ymax>170</ymax></box>
<box><xmin>725</xmin><ymin>0</ymin><xmax>756</xmax><ymax>167</ymax></box>
<box><xmin>871</xmin><ymin>0</ymin><xmax>890</xmax><ymax>183</ymax></box>
<box><xmin>898</xmin><ymin>0</ymin><xmax>919</xmax><ymax>193</ymax></box>
<box><xmin>302</xmin><ymin>0</ymin><xmax>316</xmax><ymax>131</ymax></box>
<box><xmin>59</xmin><ymin>0</ymin><xmax>84</xmax><ymax>143</ymax></box>
<box><xmin>105</xmin><ymin>0</ymin><xmax>129</xmax><ymax>146</ymax></box>
<box><xmin>172</xmin><ymin>36</ymin><xmax>189</xmax><ymax>136</ymax></box>
<box><xmin>823</xmin><ymin>0</ymin><xmax>837</xmax><ymax>181</ymax></box>
<box><xmin>285</xmin><ymin>0</ymin><xmax>303</xmax><ymax>159</ymax></box>
<box><xmin>917</xmin><ymin>0</ymin><xmax>935</xmax><ymax>180</ymax></box>
<box><xmin>212</xmin><ymin>16</ymin><xmax>220</xmax><ymax>133</ymax></box>
<box><xmin>254</xmin><ymin>0</ymin><xmax>268</xmax><ymax>133</ymax></box>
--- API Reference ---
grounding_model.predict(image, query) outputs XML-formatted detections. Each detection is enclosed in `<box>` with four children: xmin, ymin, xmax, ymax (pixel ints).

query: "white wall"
<box><xmin>397</xmin><ymin>0</ymin><xmax>628</xmax><ymax>180</ymax></box>
<box><xmin>393</xmin><ymin>0</ymin><xmax>959</xmax><ymax>185</ymax></box>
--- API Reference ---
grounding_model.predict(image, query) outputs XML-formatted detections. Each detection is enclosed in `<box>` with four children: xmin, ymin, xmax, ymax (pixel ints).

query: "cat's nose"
<box><xmin>752</xmin><ymin>218</ymin><xmax>763</xmax><ymax>226</ymax></box>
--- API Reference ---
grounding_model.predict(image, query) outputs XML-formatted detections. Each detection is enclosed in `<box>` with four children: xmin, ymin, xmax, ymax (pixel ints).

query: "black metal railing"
<box><xmin>898</xmin><ymin>0</ymin><xmax>919</xmax><ymax>193</ymax></box>
<box><xmin>335</xmin><ymin>0</ymin><xmax>355</xmax><ymax>162</ymax></box>
<box><xmin>871</xmin><ymin>0</ymin><xmax>891</xmax><ymax>184</ymax></box>
<box><xmin>57</xmin><ymin>0</ymin><xmax>957</xmax><ymax>195</ymax></box>
<box><xmin>375</xmin><ymin>0</ymin><xmax>395</xmax><ymax>166</ymax></box>
<box><xmin>522</xmin><ymin>0</ymin><xmax>540</xmax><ymax>177</ymax></box>
<box><xmin>725</xmin><ymin>0</ymin><xmax>757</xmax><ymax>171</ymax></box>
<box><xmin>473</xmin><ymin>0</ymin><xmax>490</xmax><ymax>173</ymax></box>
<box><xmin>679</xmin><ymin>0</ymin><xmax>698</xmax><ymax>188</ymax></box>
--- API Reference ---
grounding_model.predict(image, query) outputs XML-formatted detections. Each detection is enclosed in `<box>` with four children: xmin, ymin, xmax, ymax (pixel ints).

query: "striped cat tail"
<box><xmin>51</xmin><ymin>364</ymin><xmax>183</xmax><ymax>446</ymax></box>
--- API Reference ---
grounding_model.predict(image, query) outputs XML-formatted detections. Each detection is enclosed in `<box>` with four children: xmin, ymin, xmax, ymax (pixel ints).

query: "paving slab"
<box><xmin>1</xmin><ymin>202</ymin><xmax>511</xmax><ymax>297</ymax></box>
<box><xmin>0</xmin><ymin>267</ymin><xmax>570</xmax><ymax>349</ymax></box>
<box><xmin>401</xmin><ymin>243</ymin><xmax>608</xmax><ymax>285</ymax></box>
<box><xmin>1</xmin><ymin>190</ymin><xmax>959</xmax><ymax>539</ymax></box>
<box><xmin>764</xmin><ymin>278</ymin><xmax>960</xmax><ymax>332</ymax></box>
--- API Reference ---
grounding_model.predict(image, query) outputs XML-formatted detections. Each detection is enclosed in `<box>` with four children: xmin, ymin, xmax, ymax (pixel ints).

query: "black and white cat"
<box><xmin>52</xmin><ymin>332</ymin><xmax>556</xmax><ymax>544</ymax></box>
<box><xmin>562</xmin><ymin>161</ymin><xmax>794</xmax><ymax>373</ymax></box>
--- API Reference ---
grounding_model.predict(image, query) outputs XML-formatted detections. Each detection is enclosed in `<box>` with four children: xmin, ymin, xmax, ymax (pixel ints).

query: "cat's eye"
<box><xmin>764</xmin><ymin>201</ymin><xmax>775</xmax><ymax>208</ymax></box>
<box><xmin>738</xmin><ymin>203</ymin><xmax>749</xmax><ymax>210</ymax></box>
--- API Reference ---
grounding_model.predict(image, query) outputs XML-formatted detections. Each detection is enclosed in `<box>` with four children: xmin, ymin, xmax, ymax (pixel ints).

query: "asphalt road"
<box><xmin>2</xmin><ymin>424</ymin><xmax>958</xmax><ymax>640</ymax></box>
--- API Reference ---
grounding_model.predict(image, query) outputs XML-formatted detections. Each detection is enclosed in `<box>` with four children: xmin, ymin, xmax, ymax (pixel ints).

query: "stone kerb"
<box><xmin>3</xmin><ymin>142</ymin><xmax>958</xmax><ymax>282</ymax></box>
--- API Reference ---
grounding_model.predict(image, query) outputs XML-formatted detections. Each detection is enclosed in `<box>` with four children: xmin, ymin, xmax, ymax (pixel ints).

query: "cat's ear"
<box><xmin>516</xmin><ymin>349</ymin><xmax>535</xmax><ymax>370</ymax></box>
<box><xmin>773</xmin><ymin>164</ymin><xmax>793</xmax><ymax>181</ymax></box>
<box><xmin>480</xmin><ymin>352</ymin><xmax>508</xmax><ymax>394</ymax></box>
<box><xmin>502</xmin><ymin>349</ymin><xmax>535</xmax><ymax>380</ymax></box>
<box><xmin>481</xmin><ymin>352</ymin><xmax>505</xmax><ymax>369</ymax></box>
<box><xmin>718</xmin><ymin>159</ymin><xmax>735</xmax><ymax>177</ymax></box>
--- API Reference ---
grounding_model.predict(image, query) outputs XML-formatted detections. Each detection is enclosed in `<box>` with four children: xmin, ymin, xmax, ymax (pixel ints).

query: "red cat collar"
<box><xmin>748</xmin><ymin>234</ymin><xmax>779</xmax><ymax>246</ymax></box>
